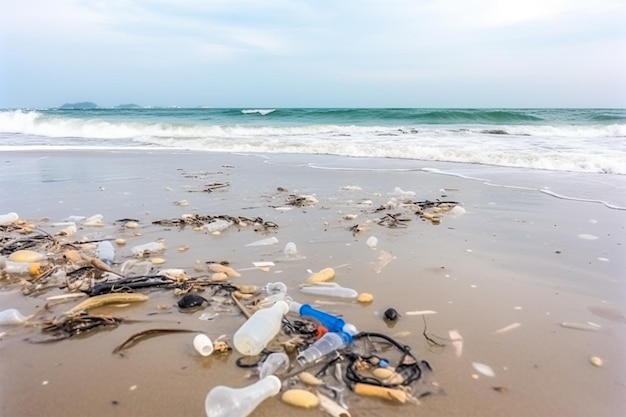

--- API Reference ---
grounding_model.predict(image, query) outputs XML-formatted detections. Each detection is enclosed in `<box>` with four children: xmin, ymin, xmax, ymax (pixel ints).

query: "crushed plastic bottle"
<box><xmin>205</xmin><ymin>375</ymin><xmax>281</xmax><ymax>417</ymax></box>
<box><xmin>258</xmin><ymin>352</ymin><xmax>289</xmax><ymax>379</ymax></box>
<box><xmin>297</xmin><ymin>331</ymin><xmax>353</xmax><ymax>366</ymax></box>
<box><xmin>233</xmin><ymin>301</ymin><xmax>289</xmax><ymax>355</ymax></box>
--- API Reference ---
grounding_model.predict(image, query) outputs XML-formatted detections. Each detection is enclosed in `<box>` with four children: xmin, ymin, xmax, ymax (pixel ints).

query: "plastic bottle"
<box><xmin>205</xmin><ymin>375</ymin><xmax>281</xmax><ymax>417</ymax></box>
<box><xmin>289</xmin><ymin>302</ymin><xmax>358</xmax><ymax>335</ymax></box>
<box><xmin>0</xmin><ymin>212</ymin><xmax>18</xmax><ymax>226</ymax></box>
<box><xmin>193</xmin><ymin>333</ymin><xmax>214</xmax><ymax>356</ymax></box>
<box><xmin>96</xmin><ymin>240</ymin><xmax>115</xmax><ymax>266</ymax></box>
<box><xmin>297</xmin><ymin>331</ymin><xmax>353</xmax><ymax>366</ymax></box>
<box><xmin>299</xmin><ymin>283</ymin><xmax>358</xmax><ymax>299</ymax></box>
<box><xmin>0</xmin><ymin>308</ymin><xmax>27</xmax><ymax>325</ymax></box>
<box><xmin>233</xmin><ymin>301</ymin><xmax>289</xmax><ymax>356</ymax></box>
<box><xmin>1</xmin><ymin>259</ymin><xmax>42</xmax><ymax>277</ymax></box>
<box><xmin>202</xmin><ymin>219</ymin><xmax>232</xmax><ymax>234</ymax></box>
<box><xmin>131</xmin><ymin>241</ymin><xmax>165</xmax><ymax>256</ymax></box>
<box><xmin>258</xmin><ymin>352</ymin><xmax>289</xmax><ymax>379</ymax></box>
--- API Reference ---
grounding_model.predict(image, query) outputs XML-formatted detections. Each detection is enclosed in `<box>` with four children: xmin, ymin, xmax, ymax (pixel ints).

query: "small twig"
<box><xmin>422</xmin><ymin>316</ymin><xmax>445</xmax><ymax>347</ymax></box>
<box><xmin>112</xmin><ymin>328</ymin><xmax>200</xmax><ymax>354</ymax></box>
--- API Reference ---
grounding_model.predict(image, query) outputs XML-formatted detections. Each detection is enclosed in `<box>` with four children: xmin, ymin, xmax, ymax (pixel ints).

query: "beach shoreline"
<box><xmin>1</xmin><ymin>149</ymin><xmax>625</xmax><ymax>417</ymax></box>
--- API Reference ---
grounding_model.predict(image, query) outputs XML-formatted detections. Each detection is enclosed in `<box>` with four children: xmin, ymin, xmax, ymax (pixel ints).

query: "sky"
<box><xmin>0</xmin><ymin>0</ymin><xmax>625</xmax><ymax>108</ymax></box>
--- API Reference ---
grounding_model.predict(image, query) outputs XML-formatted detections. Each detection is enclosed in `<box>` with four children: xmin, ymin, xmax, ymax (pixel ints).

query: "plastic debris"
<box><xmin>472</xmin><ymin>362</ymin><xmax>495</xmax><ymax>377</ymax></box>
<box><xmin>245</xmin><ymin>236</ymin><xmax>279</xmax><ymax>247</ymax></box>
<box><xmin>0</xmin><ymin>308</ymin><xmax>27</xmax><ymax>326</ymax></box>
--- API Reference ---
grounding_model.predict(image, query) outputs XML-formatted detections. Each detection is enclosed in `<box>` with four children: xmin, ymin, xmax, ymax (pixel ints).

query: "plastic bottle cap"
<box><xmin>342</xmin><ymin>323</ymin><xmax>358</xmax><ymax>336</ymax></box>
<box><xmin>288</xmin><ymin>301</ymin><xmax>303</xmax><ymax>314</ymax></box>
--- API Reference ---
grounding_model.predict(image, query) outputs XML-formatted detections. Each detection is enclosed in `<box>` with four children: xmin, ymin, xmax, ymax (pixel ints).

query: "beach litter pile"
<box><xmin>0</xmin><ymin>200</ymin><xmax>465</xmax><ymax>417</ymax></box>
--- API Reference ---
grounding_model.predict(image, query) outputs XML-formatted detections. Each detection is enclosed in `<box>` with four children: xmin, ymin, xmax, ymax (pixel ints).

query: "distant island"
<box><xmin>59</xmin><ymin>101</ymin><xmax>99</xmax><ymax>109</ymax></box>
<box><xmin>58</xmin><ymin>102</ymin><xmax>143</xmax><ymax>109</ymax></box>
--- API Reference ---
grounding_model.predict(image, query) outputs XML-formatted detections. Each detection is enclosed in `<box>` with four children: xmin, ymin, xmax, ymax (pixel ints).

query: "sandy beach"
<box><xmin>1</xmin><ymin>149</ymin><xmax>625</xmax><ymax>417</ymax></box>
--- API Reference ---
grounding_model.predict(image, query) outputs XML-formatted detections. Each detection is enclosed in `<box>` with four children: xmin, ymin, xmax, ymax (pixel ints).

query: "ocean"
<box><xmin>0</xmin><ymin>107</ymin><xmax>625</xmax><ymax>174</ymax></box>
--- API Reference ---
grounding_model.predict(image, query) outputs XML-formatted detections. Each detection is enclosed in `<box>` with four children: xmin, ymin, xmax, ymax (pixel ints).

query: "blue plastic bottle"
<box><xmin>289</xmin><ymin>302</ymin><xmax>358</xmax><ymax>335</ymax></box>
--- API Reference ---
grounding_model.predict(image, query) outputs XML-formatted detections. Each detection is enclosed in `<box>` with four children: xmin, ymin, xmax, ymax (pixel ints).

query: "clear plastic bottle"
<box><xmin>0</xmin><ymin>212</ymin><xmax>18</xmax><ymax>226</ymax></box>
<box><xmin>233</xmin><ymin>301</ymin><xmax>289</xmax><ymax>355</ymax></box>
<box><xmin>297</xmin><ymin>331</ymin><xmax>353</xmax><ymax>366</ymax></box>
<box><xmin>202</xmin><ymin>219</ymin><xmax>232</xmax><ymax>234</ymax></box>
<box><xmin>1</xmin><ymin>259</ymin><xmax>42</xmax><ymax>277</ymax></box>
<box><xmin>96</xmin><ymin>240</ymin><xmax>115</xmax><ymax>266</ymax></box>
<box><xmin>299</xmin><ymin>283</ymin><xmax>358</xmax><ymax>299</ymax></box>
<box><xmin>289</xmin><ymin>302</ymin><xmax>358</xmax><ymax>335</ymax></box>
<box><xmin>258</xmin><ymin>352</ymin><xmax>289</xmax><ymax>379</ymax></box>
<box><xmin>131</xmin><ymin>241</ymin><xmax>165</xmax><ymax>256</ymax></box>
<box><xmin>205</xmin><ymin>375</ymin><xmax>281</xmax><ymax>417</ymax></box>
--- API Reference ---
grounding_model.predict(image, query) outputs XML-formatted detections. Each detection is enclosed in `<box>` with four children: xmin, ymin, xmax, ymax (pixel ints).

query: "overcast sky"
<box><xmin>1</xmin><ymin>0</ymin><xmax>625</xmax><ymax>108</ymax></box>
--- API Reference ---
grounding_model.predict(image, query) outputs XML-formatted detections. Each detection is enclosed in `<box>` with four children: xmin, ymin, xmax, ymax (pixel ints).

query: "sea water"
<box><xmin>0</xmin><ymin>107</ymin><xmax>624</xmax><ymax>174</ymax></box>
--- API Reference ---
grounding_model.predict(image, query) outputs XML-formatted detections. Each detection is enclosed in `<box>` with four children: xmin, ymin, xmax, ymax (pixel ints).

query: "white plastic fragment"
<box><xmin>245</xmin><ymin>237</ymin><xmax>279</xmax><ymax>247</ymax></box>
<box><xmin>472</xmin><ymin>362</ymin><xmax>495</xmax><ymax>377</ymax></box>
<box><xmin>405</xmin><ymin>310</ymin><xmax>438</xmax><ymax>316</ymax></box>
<box><xmin>492</xmin><ymin>322</ymin><xmax>521</xmax><ymax>335</ymax></box>
<box><xmin>449</xmin><ymin>329</ymin><xmax>463</xmax><ymax>357</ymax></box>
<box><xmin>366</xmin><ymin>236</ymin><xmax>378</xmax><ymax>248</ymax></box>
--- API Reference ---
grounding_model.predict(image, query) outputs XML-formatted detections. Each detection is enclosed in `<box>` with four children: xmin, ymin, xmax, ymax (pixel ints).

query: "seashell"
<box><xmin>8</xmin><ymin>250</ymin><xmax>46</xmax><ymax>263</ymax></box>
<box><xmin>125</xmin><ymin>221</ymin><xmax>139</xmax><ymax>229</ymax></box>
<box><xmin>63</xmin><ymin>250</ymin><xmax>82</xmax><ymax>262</ymax></box>
<box><xmin>161</xmin><ymin>269</ymin><xmax>187</xmax><ymax>281</ymax></box>
<box><xmin>298</xmin><ymin>371</ymin><xmax>324</xmax><ymax>386</ymax></box>
<box><xmin>208</xmin><ymin>263</ymin><xmax>241</xmax><ymax>278</ymax></box>
<box><xmin>357</xmin><ymin>293</ymin><xmax>374</xmax><ymax>303</ymax></box>
<box><xmin>306</xmin><ymin>267</ymin><xmax>335</xmax><ymax>283</ymax></box>
<box><xmin>151</xmin><ymin>257</ymin><xmax>166</xmax><ymax>265</ymax></box>
<box><xmin>211</xmin><ymin>272</ymin><xmax>229</xmax><ymax>282</ymax></box>
<box><xmin>177</xmin><ymin>245</ymin><xmax>189</xmax><ymax>252</ymax></box>
<box><xmin>115</xmin><ymin>238</ymin><xmax>126</xmax><ymax>246</ymax></box>
<box><xmin>234</xmin><ymin>284</ymin><xmax>259</xmax><ymax>294</ymax></box>
<box><xmin>281</xmin><ymin>389</ymin><xmax>320</xmax><ymax>409</ymax></box>
<box><xmin>177</xmin><ymin>293</ymin><xmax>208</xmax><ymax>309</ymax></box>
<box><xmin>590</xmin><ymin>356</ymin><xmax>603</xmax><ymax>367</ymax></box>
<box><xmin>233</xmin><ymin>290</ymin><xmax>253</xmax><ymax>300</ymax></box>
<box><xmin>372</xmin><ymin>367</ymin><xmax>395</xmax><ymax>380</ymax></box>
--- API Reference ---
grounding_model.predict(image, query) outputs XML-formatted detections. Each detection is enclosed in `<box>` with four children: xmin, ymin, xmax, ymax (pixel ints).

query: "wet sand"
<box><xmin>1</xmin><ymin>150</ymin><xmax>625</xmax><ymax>417</ymax></box>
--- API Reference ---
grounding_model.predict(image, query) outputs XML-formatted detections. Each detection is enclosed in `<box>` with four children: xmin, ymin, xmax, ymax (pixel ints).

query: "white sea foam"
<box><xmin>1</xmin><ymin>109</ymin><xmax>625</xmax><ymax>175</ymax></box>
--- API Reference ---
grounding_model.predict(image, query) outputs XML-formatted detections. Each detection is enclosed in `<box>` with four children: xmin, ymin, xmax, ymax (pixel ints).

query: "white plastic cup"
<box><xmin>193</xmin><ymin>333</ymin><xmax>214</xmax><ymax>356</ymax></box>
<box><xmin>283</xmin><ymin>242</ymin><xmax>298</xmax><ymax>257</ymax></box>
